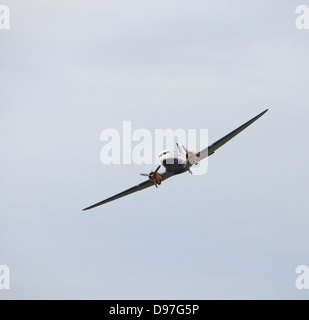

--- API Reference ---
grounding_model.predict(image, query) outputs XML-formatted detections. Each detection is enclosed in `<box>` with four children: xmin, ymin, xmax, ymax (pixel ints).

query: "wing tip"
<box><xmin>82</xmin><ymin>206</ymin><xmax>94</xmax><ymax>212</ymax></box>
<box><xmin>255</xmin><ymin>108</ymin><xmax>269</xmax><ymax>120</ymax></box>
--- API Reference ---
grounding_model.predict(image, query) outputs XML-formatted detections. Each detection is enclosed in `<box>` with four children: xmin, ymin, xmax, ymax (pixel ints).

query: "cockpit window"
<box><xmin>159</xmin><ymin>151</ymin><xmax>170</xmax><ymax>157</ymax></box>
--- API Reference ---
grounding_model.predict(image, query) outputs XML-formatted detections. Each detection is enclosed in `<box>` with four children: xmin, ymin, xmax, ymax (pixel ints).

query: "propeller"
<box><xmin>176</xmin><ymin>143</ymin><xmax>188</xmax><ymax>155</ymax></box>
<box><xmin>176</xmin><ymin>143</ymin><xmax>185</xmax><ymax>155</ymax></box>
<box><xmin>176</xmin><ymin>143</ymin><xmax>191</xmax><ymax>159</ymax></box>
<box><xmin>182</xmin><ymin>145</ymin><xmax>188</xmax><ymax>154</ymax></box>
<box><xmin>140</xmin><ymin>165</ymin><xmax>161</xmax><ymax>188</ymax></box>
<box><xmin>177</xmin><ymin>143</ymin><xmax>198</xmax><ymax>165</ymax></box>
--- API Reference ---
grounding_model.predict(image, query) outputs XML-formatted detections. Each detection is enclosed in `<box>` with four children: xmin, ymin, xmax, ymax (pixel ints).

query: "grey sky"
<box><xmin>1</xmin><ymin>0</ymin><xmax>309</xmax><ymax>299</ymax></box>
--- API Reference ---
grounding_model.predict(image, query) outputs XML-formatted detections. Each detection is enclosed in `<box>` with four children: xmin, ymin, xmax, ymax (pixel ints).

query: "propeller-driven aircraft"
<box><xmin>83</xmin><ymin>109</ymin><xmax>268</xmax><ymax>211</ymax></box>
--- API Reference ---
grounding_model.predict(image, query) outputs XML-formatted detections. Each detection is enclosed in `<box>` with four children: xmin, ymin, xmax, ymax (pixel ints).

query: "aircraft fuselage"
<box><xmin>159</xmin><ymin>150</ymin><xmax>188</xmax><ymax>174</ymax></box>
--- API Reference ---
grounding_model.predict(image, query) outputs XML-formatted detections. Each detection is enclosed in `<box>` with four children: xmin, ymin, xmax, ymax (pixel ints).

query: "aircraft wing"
<box><xmin>196</xmin><ymin>109</ymin><xmax>268</xmax><ymax>162</ymax></box>
<box><xmin>83</xmin><ymin>170</ymin><xmax>174</xmax><ymax>211</ymax></box>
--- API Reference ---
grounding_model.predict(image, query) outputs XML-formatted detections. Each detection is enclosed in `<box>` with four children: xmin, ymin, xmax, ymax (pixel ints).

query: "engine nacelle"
<box><xmin>148</xmin><ymin>171</ymin><xmax>162</xmax><ymax>185</ymax></box>
<box><xmin>186</xmin><ymin>151</ymin><xmax>198</xmax><ymax>165</ymax></box>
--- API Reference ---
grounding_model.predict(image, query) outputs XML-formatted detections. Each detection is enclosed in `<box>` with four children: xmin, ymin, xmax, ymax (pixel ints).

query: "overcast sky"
<box><xmin>1</xmin><ymin>0</ymin><xmax>309</xmax><ymax>299</ymax></box>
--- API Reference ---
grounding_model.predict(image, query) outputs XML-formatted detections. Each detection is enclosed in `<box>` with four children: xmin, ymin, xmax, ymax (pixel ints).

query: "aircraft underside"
<box><xmin>162</xmin><ymin>158</ymin><xmax>188</xmax><ymax>174</ymax></box>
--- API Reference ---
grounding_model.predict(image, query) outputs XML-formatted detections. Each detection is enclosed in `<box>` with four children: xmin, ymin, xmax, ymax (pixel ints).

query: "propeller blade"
<box><xmin>176</xmin><ymin>143</ymin><xmax>185</xmax><ymax>155</ymax></box>
<box><xmin>154</xmin><ymin>165</ymin><xmax>161</xmax><ymax>173</ymax></box>
<box><xmin>152</xmin><ymin>179</ymin><xmax>158</xmax><ymax>188</ymax></box>
<box><xmin>182</xmin><ymin>145</ymin><xmax>188</xmax><ymax>154</ymax></box>
<box><xmin>139</xmin><ymin>173</ymin><xmax>149</xmax><ymax>177</ymax></box>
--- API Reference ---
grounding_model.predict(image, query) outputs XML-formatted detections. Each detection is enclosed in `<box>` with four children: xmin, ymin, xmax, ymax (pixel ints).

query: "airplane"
<box><xmin>83</xmin><ymin>109</ymin><xmax>268</xmax><ymax>211</ymax></box>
